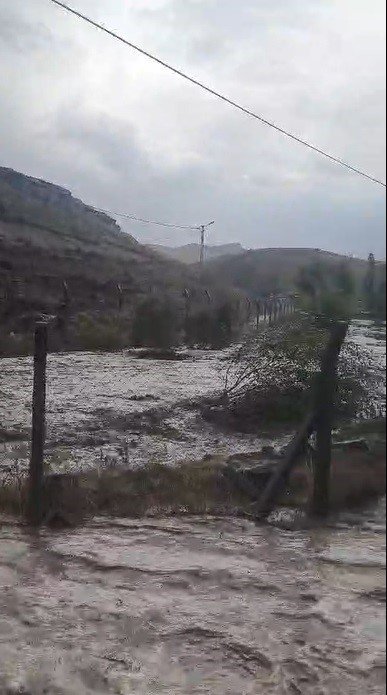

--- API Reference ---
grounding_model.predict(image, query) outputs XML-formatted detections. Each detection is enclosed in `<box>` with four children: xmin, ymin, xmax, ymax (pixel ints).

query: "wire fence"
<box><xmin>1</xmin><ymin>291</ymin><xmax>298</xmax><ymax>524</ymax></box>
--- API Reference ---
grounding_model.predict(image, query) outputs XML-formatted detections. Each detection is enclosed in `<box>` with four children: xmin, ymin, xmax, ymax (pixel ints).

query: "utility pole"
<box><xmin>198</xmin><ymin>221</ymin><xmax>215</xmax><ymax>267</ymax></box>
<box><xmin>199</xmin><ymin>226</ymin><xmax>205</xmax><ymax>266</ymax></box>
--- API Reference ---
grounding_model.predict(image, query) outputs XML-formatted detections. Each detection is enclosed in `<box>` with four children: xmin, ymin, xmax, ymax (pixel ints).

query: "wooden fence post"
<box><xmin>268</xmin><ymin>300</ymin><xmax>273</xmax><ymax>324</ymax></box>
<box><xmin>252</xmin><ymin>411</ymin><xmax>317</xmax><ymax>520</ymax></box>
<box><xmin>253</xmin><ymin>319</ymin><xmax>348</xmax><ymax>520</ymax></box>
<box><xmin>62</xmin><ymin>280</ymin><xmax>69</xmax><ymax>307</ymax></box>
<box><xmin>183</xmin><ymin>289</ymin><xmax>191</xmax><ymax>343</ymax></box>
<box><xmin>27</xmin><ymin>322</ymin><xmax>48</xmax><ymax>526</ymax></box>
<box><xmin>311</xmin><ymin>321</ymin><xmax>349</xmax><ymax>516</ymax></box>
<box><xmin>246</xmin><ymin>299</ymin><xmax>251</xmax><ymax>322</ymax></box>
<box><xmin>117</xmin><ymin>283</ymin><xmax>123</xmax><ymax>311</ymax></box>
<box><xmin>256</xmin><ymin>300</ymin><xmax>261</xmax><ymax>328</ymax></box>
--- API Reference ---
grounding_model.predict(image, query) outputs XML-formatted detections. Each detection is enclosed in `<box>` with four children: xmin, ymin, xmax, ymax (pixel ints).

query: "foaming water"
<box><xmin>0</xmin><ymin>349</ymin><xmax>279</xmax><ymax>475</ymax></box>
<box><xmin>0</xmin><ymin>505</ymin><xmax>385</xmax><ymax>694</ymax></box>
<box><xmin>0</xmin><ymin>321</ymin><xmax>385</xmax><ymax>476</ymax></box>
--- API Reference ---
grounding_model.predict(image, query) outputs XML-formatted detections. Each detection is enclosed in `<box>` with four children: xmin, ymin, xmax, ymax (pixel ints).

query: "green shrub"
<box><xmin>215</xmin><ymin>317</ymin><xmax>384</xmax><ymax>431</ymax></box>
<box><xmin>74</xmin><ymin>314</ymin><xmax>128</xmax><ymax>351</ymax></box>
<box><xmin>186</xmin><ymin>301</ymin><xmax>239</xmax><ymax>349</ymax></box>
<box><xmin>132</xmin><ymin>298</ymin><xmax>180</xmax><ymax>349</ymax></box>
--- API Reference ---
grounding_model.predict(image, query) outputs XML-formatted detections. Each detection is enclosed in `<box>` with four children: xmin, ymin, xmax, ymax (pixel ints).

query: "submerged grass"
<box><xmin>1</xmin><ymin>419</ymin><xmax>385</xmax><ymax>524</ymax></box>
<box><xmin>91</xmin><ymin>459</ymin><xmax>244</xmax><ymax>517</ymax></box>
<box><xmin>0</xmin><ymin>479</ymin><xmax>27</xmax><ymax>516</ymax></box>
<box><xmin>0</xmin><ymin>459</ymin><xmax>252</xmax><ymax>523</ymax></box>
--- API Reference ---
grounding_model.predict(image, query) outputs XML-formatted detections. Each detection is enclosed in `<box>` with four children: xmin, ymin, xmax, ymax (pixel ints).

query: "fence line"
<box><xmin>19</xmin><ymin>291</ymin><xmax>297</xmax><ymax>526</ymax></box>
<box><xmin>253</xmin><ymin>295</ymin><xmax>296</xmax><ymax>328</ymax></box>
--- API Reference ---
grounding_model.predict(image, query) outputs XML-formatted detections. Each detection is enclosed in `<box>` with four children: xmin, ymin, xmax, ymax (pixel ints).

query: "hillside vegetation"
<box><xmin>201</xmin><ymin>247</ymin><xmax>385</xmax><ymax>300</ymax></box>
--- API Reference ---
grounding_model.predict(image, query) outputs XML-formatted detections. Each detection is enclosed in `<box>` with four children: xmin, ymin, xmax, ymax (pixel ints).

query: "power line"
<box><xmin>93</xmin><ymin>206</ymin><xmax>200</xmax><ymax>230</ymax></box>
<box><xmin>49</xmin><ymin>0</ymin><xmax>386</xmax><ymax>188</ymax></box>
<box><xmin>93</xmin><ymin>207</ymin><xmax>215</xmax><ymax>261</ymax></box>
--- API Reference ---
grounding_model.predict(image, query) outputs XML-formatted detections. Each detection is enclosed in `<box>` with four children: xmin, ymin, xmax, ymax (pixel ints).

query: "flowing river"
<box><xmin>0</xmin><ymin>320</ymin><xmax>385</xmax><ymax>477</ymax></box>
<box><xmin>0</xmin><ymin>346</ymin><xmax>286</xmax><ymax>478</ymax></box>
<box><xmin>0</xmin><ymin>320</ymin><xmax>385</xmax><ymax>694</ymax></box>
<box><xmin>0</xmin><ymin>504</ymin><xmax>385</xmax><ymax>694</ymax></box>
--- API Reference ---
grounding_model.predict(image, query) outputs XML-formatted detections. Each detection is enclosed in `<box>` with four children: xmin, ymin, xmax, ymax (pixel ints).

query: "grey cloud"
<box><xmin>0</xmin><ymin>0</ymin><xmax>385</xmax><ymax>258</ymax></box>
<box><xmin>53</xmin><ymin>110</ymin><xmax>151</xmax><ymax>180</ymax></box>
<box><xmin>0</xmin><ymin>8</ymin><xmax>52</xmax><ymax>53</ymax></box>
<box><xmin>0</xmin><ymin>0</ymin><xmax>78</xmax><ymax>55</ymax></box>
<box><xmin>53</xmin><ymin>138</ymin><xmax>386</xmax><ymax>258</ymax></box>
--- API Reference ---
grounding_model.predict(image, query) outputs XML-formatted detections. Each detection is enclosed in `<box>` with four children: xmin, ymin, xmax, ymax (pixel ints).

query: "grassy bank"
<box><xmin>1</xmin><ymin>422</ymin><xmax>385</xmax><ymax>525</ymax></box>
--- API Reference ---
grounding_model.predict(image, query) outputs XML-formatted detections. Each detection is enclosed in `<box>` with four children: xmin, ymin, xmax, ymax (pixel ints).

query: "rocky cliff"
<box><xmin>0</xmin><ymin>167</ymin><xmax>204</xmax><ymax>350</ymax></box>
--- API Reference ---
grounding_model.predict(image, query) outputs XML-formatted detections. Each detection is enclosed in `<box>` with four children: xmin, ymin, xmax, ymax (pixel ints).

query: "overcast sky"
<box><xmin>0</xmin><ymin>0</ymin><xmax>386</xmax><ymax>257</ymax></box>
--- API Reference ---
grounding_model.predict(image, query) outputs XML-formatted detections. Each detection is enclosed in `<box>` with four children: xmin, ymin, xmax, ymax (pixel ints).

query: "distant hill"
<box><xmin>201</xmin><ymin>247</ymin><xmax>381</xmax><ymax>298</ymax></box>
<box><xmin>149</xmin><ymin>242</ymin><xmax>245</xmax><ymax>265</ymax></box>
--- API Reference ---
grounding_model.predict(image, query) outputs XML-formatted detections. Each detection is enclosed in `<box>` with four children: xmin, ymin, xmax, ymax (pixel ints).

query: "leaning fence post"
<box><xmin>27</xmin><ymin>322</ymin><xmax>48</xmax><ymax>526</ymax></box>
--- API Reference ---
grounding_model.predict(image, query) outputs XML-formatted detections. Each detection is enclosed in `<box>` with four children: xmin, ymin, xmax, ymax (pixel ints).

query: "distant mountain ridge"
<box><xmin>149</xmin><ymin>242</ymin><xmax>245</xmax><ymax>264</ymax></box>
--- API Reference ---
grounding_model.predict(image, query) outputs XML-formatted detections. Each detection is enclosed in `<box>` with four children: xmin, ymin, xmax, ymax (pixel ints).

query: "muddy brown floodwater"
<box><xmin>0</xmin><ymin>320</ymin><xmax>385</xmax><ymax>693</ymax></box>
<box><xmin>0</xmin><ymin>501</ymin><xmax>385</xmax><ymax>694</ymax></box>
<box><xmin>0</xmin><ymin>348</ymin><xmax>284</xmax><ymax>477</ymax></box>
<box><xmin>0</xmin><ymin>321</ymin><xmax>385</xmax><ymax>478</ymax></box>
